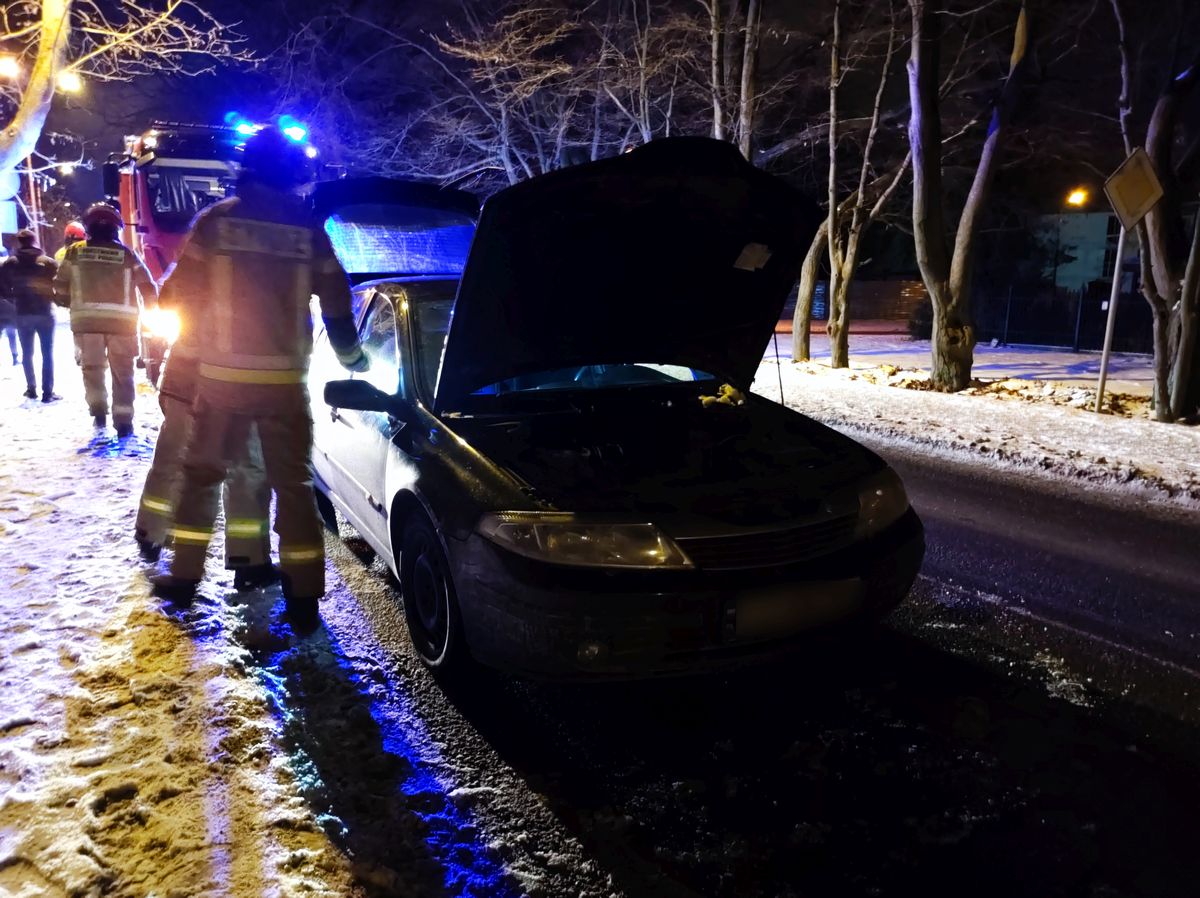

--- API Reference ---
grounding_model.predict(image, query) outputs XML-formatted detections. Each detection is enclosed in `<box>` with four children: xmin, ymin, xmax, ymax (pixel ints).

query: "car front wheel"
<box><xmin>399</xmin><ymin>516</ymin><xmax>466</xmax><ymax>674</ymax></box>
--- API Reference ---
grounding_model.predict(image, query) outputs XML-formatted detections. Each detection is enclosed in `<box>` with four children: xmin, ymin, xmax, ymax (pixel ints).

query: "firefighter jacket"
<box><xmin>1</xmin><ymin>247</ymin><xmax>58</xmax><ymax>318</ymax></box>
<box><xmin>159</xmin><ymin>182</ymin><xmax>366</xmax><ymax>413</ymax></box>
<box><xmin>53</xmin><ymin>240</ymin><xmax>82</xmax><ymax>265</ymax></box>
<box><xmin>53</xmin><ymin>239</ymin><xmax>157</xmax><ymax>336</ymax></box>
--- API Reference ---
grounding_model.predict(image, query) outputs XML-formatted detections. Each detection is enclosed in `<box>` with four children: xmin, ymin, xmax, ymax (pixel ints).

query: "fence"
<box><xmin>975</xmin><ymin>283</ymin><xmax>1154</xmax><ymax>354</ymax></box>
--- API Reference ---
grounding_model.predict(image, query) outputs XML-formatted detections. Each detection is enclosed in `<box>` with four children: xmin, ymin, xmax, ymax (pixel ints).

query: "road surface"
<box><xmin>306</xmin><ymin>443</ymin><xmax>1200</xmax><ymax>898</ymax></box>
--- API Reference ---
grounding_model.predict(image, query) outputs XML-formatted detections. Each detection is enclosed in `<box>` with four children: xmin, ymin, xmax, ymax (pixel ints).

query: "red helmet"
<box><xmin>82</xmin><ymin>203</ymin><xmax>123</xmax><ymax>237</ymax></box>
<box><xmin>64</xmin><ymin>220</ymin><xmax>86</xmax><ymax>241</ymax></box>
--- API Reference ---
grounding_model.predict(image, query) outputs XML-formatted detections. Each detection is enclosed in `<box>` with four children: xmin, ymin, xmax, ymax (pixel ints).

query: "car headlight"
<box><xmin>478</xmin><ymin>512</ymin><xmax>694</xmax><ymax>569</ymax></box>
<box><xmin>855</xmin><ymin>467</ymin><xmax>910</xmax><ymax>539</ymax></box>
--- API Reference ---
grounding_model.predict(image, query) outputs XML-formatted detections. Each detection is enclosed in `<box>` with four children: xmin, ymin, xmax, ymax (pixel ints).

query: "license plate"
<box><xmin>729</xmin><ymin>580</ymin><xmax>865</xmax><ymax>642</ymax></box>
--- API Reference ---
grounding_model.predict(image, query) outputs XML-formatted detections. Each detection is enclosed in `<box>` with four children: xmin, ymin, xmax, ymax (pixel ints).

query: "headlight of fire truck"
<box><xmin>142</xmin><ymin>307</ymin><xmax>181</xmax><ymax>345</ymax></box>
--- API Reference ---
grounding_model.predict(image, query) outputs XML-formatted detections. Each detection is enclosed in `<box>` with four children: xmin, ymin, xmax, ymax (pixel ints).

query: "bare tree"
<box><xmin>1107</xmin><ymin>0</ymin><xmax>1200</xmax><ymax>421</ymax></box>
<box><xmin>0</xmin><ymin>0</ymin><xmax>251</xmax><ymax>172</ymax></box>
<box><xmin>907</xmin><ymin>0</ymin><xmax>1031</xmax><ymax>391</ymax></box>
<box><xmin>822</xmin><ymin>0</ymin><xmax>911</xmax><ymax>367</ymax></box>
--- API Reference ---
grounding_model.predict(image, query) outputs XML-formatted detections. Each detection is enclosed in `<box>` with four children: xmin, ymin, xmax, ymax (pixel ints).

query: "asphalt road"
<box><xmin>301</xmin><ymin>447</ymin><xmax>1200</xmax><ymax>898</ymax></box>
<box><xmin>874</xmin><ymin>437</ymin><xmax>1200</xmax><ymax>695</ymax></box>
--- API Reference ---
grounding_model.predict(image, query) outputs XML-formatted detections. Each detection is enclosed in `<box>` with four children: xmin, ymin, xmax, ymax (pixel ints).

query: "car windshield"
<box><xmin>474</xmin><ymin>364</ymin><xmax>714</xmax><ymax>395</ymax></box>
<box><xmin>404</xmin><ymin>287</ymin><xmax>714</xmax><ymax>404</ymax></box>
<box><xmin>405</xmin><ymin>282</ymin><xmax>459</xmax><ymax>400</ymax></box>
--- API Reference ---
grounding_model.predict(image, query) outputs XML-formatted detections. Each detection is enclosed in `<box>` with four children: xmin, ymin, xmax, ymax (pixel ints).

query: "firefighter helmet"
<box><xmin>64</xmin><ymin>220</ymin><xmax>86</xmax><ymax>241</ymax></box>
<box><xmin>82</xmin><ymin>203</ymin><xmax>123</xmax><ymax>237</ymax></box>
<box><xmin>239</xmin><ymin>126</ymin><xmax>313</xmax><ymax>190</ymax></box>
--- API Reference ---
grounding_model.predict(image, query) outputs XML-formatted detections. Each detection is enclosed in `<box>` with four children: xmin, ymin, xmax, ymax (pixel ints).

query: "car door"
<box><xmin>319</xmin><ymin>293</ymin><xmax>403</xmax><ymax>553</ymax></box>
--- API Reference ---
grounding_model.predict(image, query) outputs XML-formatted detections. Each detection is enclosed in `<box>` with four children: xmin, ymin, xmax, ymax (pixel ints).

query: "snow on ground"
<box><xmin>753</xmin><ymin>337</ymin><xmax>1200</xmax><ymax>507</ymax></box>
<box><xmin>0</xmin><ymin>324</ymin><xmax>358</xmax><ymax>897</ymax></box>
<box><xmin>773</xmin><ymin>330</ymin><xmax>1156</xmax><ymax>397</ymax></box>
<box><xmin>0</xmin><ymin>322</ymin><xmax>612</xmax><ymax>898</ymax></box>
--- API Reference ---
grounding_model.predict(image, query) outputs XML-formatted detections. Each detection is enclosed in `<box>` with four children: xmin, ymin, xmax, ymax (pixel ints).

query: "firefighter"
<box><xmin>134</xmin><ymin>299</ymin><xmax>277</xmax><ymax>592</ymax></box>
<box><xmin>54</xmin><ymin>220</ymin><xmax>86</xmax><ymax>264</ymax></box>
<box><xmin>150</xmin><ymin>127</ymin><xmax>367</xmax><ymax>629</ymax></box>
<box><xmin>53</xmin><ymin>204</ymin><xmax>157</xmax><ymax>437</ymax></box>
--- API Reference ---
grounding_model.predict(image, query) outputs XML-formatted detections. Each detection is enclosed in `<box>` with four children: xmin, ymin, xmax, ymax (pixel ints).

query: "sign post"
<box><xmin>1095</xmin><ymin>148</ymin><xmax>1163</xmax><ymax>413</ymax></box>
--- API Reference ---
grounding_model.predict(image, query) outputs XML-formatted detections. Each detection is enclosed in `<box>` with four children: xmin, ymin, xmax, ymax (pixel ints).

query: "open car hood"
<box><xmin>434</xmin><ymin>138</ymin><xmax>820</xmax><ymax>411</ymax></box>
<box><xmin>311</xmin><ymin>177</ymin><xmax>478</xmax><ymax>284</ymax></box>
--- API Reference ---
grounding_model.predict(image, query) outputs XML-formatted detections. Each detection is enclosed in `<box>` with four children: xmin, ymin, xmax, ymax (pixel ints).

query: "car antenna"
<box><xmin>772</xmin><ymin>330</ymin><xmax>785</xmax><ymax>404</ymax></box>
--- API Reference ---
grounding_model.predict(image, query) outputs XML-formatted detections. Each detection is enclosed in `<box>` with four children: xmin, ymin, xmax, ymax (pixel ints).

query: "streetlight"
<box><xmin>56</xmin><ymin>70</ymin><xmax>83</xmax><ymax>94</ymax></box>
<box><xmin>0</xmin><ymin>57</ymin><xmax>20</xmax><ymax>80</ymax></box>
<box><xmin>1066</xmin><ymin>188</ymin><xmax>1089</xmax><ymax>208</ymax></box>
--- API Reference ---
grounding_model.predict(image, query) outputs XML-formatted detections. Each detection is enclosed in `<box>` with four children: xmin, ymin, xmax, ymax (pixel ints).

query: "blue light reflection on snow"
<box><xmin>323</xmin><ymin>206</ymin><xmax>475</xmax><ymax>276</ymax></box>
<box><xmin>256</xmin><ymin>613</ymin><xmax>519</xmax><ymax>898</ymax></box>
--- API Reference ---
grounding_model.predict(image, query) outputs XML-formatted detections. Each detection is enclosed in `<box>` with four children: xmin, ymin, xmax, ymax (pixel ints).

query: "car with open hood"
<box><xmin>309</xmin><ymin>138</ymin><xmax>924</xmax><ymax>677</ymax></box>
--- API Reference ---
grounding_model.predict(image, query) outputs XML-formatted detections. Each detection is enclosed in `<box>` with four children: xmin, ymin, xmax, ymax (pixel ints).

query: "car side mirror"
<box><xmin>324</xmin><ymin>378</ymin><xmax>400</xmax><ymax>415</ymax></box>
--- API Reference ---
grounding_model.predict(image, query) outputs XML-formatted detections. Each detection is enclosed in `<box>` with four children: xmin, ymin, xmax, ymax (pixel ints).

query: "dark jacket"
<box><xmin>2</xmin><ymin>246</ymin><xmax>58</xmax><ymax>318</ymax></box>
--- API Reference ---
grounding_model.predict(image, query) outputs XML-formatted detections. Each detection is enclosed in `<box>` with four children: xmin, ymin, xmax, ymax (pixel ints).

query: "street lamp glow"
<box><xmin>0</xmin><ymin>57</ymin><xmax>21</xmax><ymax>79</ymax></box>
<box><xmin>56</xmin><ymin>70</ymin><xmax>83</xmax><ymax>93</ymax></box>
<box><xmin>1066</xmin><ymin>188</ymin><xmax>1089</xmax><ymax>207</ymax></box>
<box><xmin>58</xmin><ymin>163</ymin><xmax>75</xmax><ymax>176</ymax></box>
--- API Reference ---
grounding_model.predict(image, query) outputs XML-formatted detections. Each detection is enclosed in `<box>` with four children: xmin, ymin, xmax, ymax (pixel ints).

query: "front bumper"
<box><xmin>451</xmin><ymin>508</ymin><xmax>924</xmax><ymax>677</ymax></box>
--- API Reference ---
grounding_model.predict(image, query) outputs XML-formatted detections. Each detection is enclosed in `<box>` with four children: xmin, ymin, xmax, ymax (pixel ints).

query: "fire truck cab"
<box><xmin>103</xmin><ymin>122</ymin><xmax>244</xmax><ymax>281</ymax></box>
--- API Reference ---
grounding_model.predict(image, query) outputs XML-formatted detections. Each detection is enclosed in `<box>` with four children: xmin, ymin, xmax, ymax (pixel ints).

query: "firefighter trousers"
<box><xmin>169</xmin><ymin>400</ymin><xmax>324</xmax><ymax>599</ymax></box>
<box><xmin>75</xmin><ymin>333</ymin><xmax>137</xmax><ymax>425</ymax></box>
<box><xmin>136</xmin><ymin>394</ymin><xmax>271</xmax><ymax>567</ymax></box>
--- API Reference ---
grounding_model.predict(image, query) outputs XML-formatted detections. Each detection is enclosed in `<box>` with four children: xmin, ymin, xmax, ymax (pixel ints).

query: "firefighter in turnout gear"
<box><xmin>134</xmin><ymin>305</ymin><xmax>277</xmax><ymax>591</ymax></box>
<box><xmin>54</xmin><ymin>220</ymin><xmax>86</xmax><ymax>264</ymax></box>
<box><xmin>53</xmin><ymin>204</ymin><xmax>157</xmax><ymax>437</ymax></box>
<box><xmin>151</xmin><ymin>127</ymin><xmax>367</xmax><ymax>627</ymax></box>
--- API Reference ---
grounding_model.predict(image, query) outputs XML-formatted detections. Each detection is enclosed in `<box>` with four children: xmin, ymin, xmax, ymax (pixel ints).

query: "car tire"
<box><xmin>399</xmin><ymin>515</ymin><xmax>467</xmax><ymax>675</ymax></box>
<box><xmin>314</xmin><ymin>487</ymin><xmax>339</xmax><ymax>533</ymax></box>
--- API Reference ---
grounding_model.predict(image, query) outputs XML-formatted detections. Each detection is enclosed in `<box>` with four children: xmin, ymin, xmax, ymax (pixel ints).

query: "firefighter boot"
<box><xmin>233</xmin><ymin>563</ymin><xmax>280</xmax><ymax>592</ymax></box>
<box><xmin>135</xmin><ymin>530</ymin><xmax>163</xmax><ymax>563</ymax></box>
<box><xmin>150</xmin><ymin>574</ymin><xmax>198</xmax><ymax>608</ymax></box>
<box><xmin>281</xmin><ymin>575</ymin><xmax>320</xmax><ymax>634</ymax></box>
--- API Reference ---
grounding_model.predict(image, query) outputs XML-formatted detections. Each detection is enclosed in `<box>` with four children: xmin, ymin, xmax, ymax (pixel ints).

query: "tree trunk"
<box><xmin>708</xmin><ymin>1</ymin><xmax>725</xmax><ymax>140</ymax></box>
<box><xmin>931</xmin><ymin>298</ymin><xmax>975</xmax><ymax>391</ymax></box>
<box><xmin>908</xmin><ymin>0</ymin><xmax>1027</xmax><ymax>392</ymax></box>
<box><xmin>827</xmin><ymin>267</ymin><xmax>851</xmax><ymax>368</ymax></box>
<box><xmin>791</xmin><ymin>224</ymin><xmax>826</xmax><ymax>362</ymax></box>
<box><xmin>1150</xmin><ymin>298</ymin><xmax>1172</xmax><ymax>421</ymax></box>
<box><xmin>1169</xmin><ymin>207</ymin><xmax>1200</xmax><ymax>419</ymax></box>
<box><xmin>736</xmin><ymin>0</ymin><xmax>761</xmax><ymax>159</ymax></box>
<box><xmin>0</xmin><ymin>0</ymin><xmax>72</xmax><ymax>173</ymax></box>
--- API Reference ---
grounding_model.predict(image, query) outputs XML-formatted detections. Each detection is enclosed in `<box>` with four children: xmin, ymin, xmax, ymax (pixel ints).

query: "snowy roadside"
<box><xmin>0</xmin><ymin>337</ymin><xmax>359</xmax><ymax>898</ymax></box>
<box><xmin>0</xmin><ymin>329</ymin><xmax>614</xmax><ymax>898</ymax></box>
<box><xmin>751</xmin><ymin>358</ymin><xmax>1200</xmax><ymax>507</ymax></box>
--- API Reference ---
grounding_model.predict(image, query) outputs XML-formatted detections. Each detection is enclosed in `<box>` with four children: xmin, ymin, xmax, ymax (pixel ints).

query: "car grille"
<box><xmin>675</xmin><ymin>515</ymin><xmax>857</xmax><ymax>571</ymax></box>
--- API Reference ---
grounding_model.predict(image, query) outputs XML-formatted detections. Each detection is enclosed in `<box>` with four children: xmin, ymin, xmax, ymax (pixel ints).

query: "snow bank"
<box><xmin>751</xmin><ymin>358</ymin><xmax>1200</xmax><ymax>506</ymax></box>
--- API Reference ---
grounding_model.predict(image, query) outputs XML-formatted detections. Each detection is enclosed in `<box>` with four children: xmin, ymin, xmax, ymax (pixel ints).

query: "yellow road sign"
<box><xmin>1104</xmin><ymin>148</ymin><xmax>1164</xmax><ymax>231</ymax></box>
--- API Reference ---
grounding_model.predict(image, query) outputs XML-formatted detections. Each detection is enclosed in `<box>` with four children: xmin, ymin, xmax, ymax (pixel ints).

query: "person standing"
<box><xmin>1</xmin><ymin>230</ymin><xmax>59</xmax><ymax>401</ymax></box>
<box><xmin>53</xmin><ymin>204</ymin><xmax>157</xmax><ymax>437</ymax></box>
<box><xmin>151</xmin><ymin>127</ymin><xmax>367</xmax><ymax>629</ymax></box>
<box><xmin>134</xmin><ymin>298</ymin><xmax>277</xmax><ymax>592</ymax></box>
<box><xmin>0</xmin><ymin>241</ymin><xmax>15</xmax><ymax>367</ymax></box>
<box><xmin>54</xmin><ymin>220</ymin><xmax>86</xmax><ymax>264</ymax></box>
